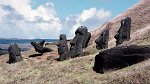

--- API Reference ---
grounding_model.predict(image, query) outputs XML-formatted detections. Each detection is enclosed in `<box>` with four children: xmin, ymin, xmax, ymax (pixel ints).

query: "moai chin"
<box><xmin>95</xmin><ymin>29</ymin><xmax>109</xmax><ymax>50</ymax></box>
<box><xmin>114</xmin><ymin>17</ymin><xmax>131</xmax><ymax>46</ymax></box>
<box><xmin>8</xmin><ymin>43</ymin><xmax>23</xmax><ymax>64</ymax></box>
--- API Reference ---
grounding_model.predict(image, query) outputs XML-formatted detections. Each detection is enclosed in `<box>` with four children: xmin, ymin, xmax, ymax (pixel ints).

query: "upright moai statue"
<box><xmin>57</xmin><ymin>34</ymin><xmax>69</xmax><ymax>61</ymax></box>
<box><xmin>114</xmin><ymin>17</ymin><xmax>131</xmax><ymax>46</ymax></box>
<box><xmin>95</xmin><ymin>29</ymin><xmax>109</xmax><ymax>50</ymax></box>
<box><xmin>8</xmin><ymin>44</ymin><xmax>23</xmax><ymax>64</ymax></box>
<box><xmin>124</xmin><ymin>17</ymin><xmax>131</xmax><ymax>40</ymax></box>
<box><xmin>69</xmin><ymin>26</ymin><xmax>91</xmax><ymax>58</ymax></box>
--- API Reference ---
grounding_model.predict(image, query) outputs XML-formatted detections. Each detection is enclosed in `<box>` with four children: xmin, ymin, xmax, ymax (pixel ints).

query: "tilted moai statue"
<box><xmin>31</xmin><ymin>41</ymin><xmax>52</xmax><ymax>54</ymax></box>
<box><xmin>38</xmin><ymin>40</ymin><xmax>45</xmax><ymax>46</ymax></box>
<box><xmin>69</xmin><ymin>26</ymin><xmax>91</xmax><ymax>58</ymax></box>
<box><xmin>93</xmin><ymin>45</ymin><xmax>150</xmax><ymax>74</ymax></box>
<box><xmin>69</xmin><ymin>32</ymin><xmax>84</xmax><ymax>58</ymax></box>
<box><xmin>95</xmin><ymin>29</ymin><xmax>109</xmax><ymax>50</ymax></box>
<box><xmin>57</xmin><ymin>34</ymin><xmax>69</xmax><ymax>61</ymax></box>
<box><xmin>114</xmin><ymin>17</ymin><xmax>131</xmax><ymax>46</ymax></box>
<box><xmin>75</xmin><ymin>26</ymin><xmax>91</xmax><ymax>48</ymax></box>
<box><xmin>8</xmin><ymin>44</ymin><xmax>23</xmax><ymax>64</ymax></box>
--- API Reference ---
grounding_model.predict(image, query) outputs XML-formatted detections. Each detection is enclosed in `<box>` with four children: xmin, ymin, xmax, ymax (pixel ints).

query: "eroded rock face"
<box><xmin>114</xmin><ymin>17</ymin><xmax>131</xmax><ymax>46</ymax></box>
<box><xmin>93</xmin><ymin>45</ymin><xmax>150</xmax><ymax>74</ymax></box>
<box><xmin>8</xmin><ymin>44</ymin><xmax>23</xmax><ymax>64</ymax></box>
<box><xmin>69</xmin><ymin>26</ymin><xmax>91</xmax><ymax>58</ymax></box>
<box><xmin>57</xmin><ymin>34</ymin><xmax>69</xmax><ymax>61</ymax></box>
<box><xmin>95</xmin><ymin>29</ymin><xmax>109</xmax><ymax>50</ymax></box>
<box><xmin>31</xmin><ymin>41</ymin><xmax>52</xmax><ymax>54</ymax></box>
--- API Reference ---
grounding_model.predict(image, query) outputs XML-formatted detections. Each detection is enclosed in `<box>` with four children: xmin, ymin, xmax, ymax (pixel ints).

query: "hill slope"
<box><xmin>90</xmin><ymin>0</ymin><xmax>150</xmax><ymax>48</ymax></box>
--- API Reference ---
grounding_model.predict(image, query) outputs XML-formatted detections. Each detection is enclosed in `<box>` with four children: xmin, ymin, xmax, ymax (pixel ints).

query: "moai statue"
<box><xmin>93</xmin><ymin>45</ymin><xmax>150</xmax><ymax>74</ymax></box>
<box><xmin>57</xmin><ymin>34</ymin><xmax>69</xmax><ymax>61</ymax></box>
<box><xmin>31</xmin><ymin>41</ymin><xmax>52</xmax><ymax>54</ymax></box>
<box><xmin>69</xmin><ymin>26</ymin><xmax>91</xmax><ymax>58</ymax></box>
<box><xmin>114</xmin><ymin>17</ymin><xmax>131</xmax><ymax>46</ymax></box>
<box><xmin>124</xmin><ymin>17</ymin><xmax>131</xmax><ymax>40</ymax></box>
<box><xmin>69</xmin><ymin>32</ymin><xmax>84</xmax><ymax>58</ymax></box>
<box><xmin>95</xmin><ymin>29</ymin><xmax>109</xmax><ymax>50</ymax></box>
<box><xmin>8</xmin><ymin>44</ymin><xmax>23</xmax><ymax>64</ymax></box>
<box><xmin>75</xmin><ymin>26</ymin><xmax>91</xmax><ymax>48</ymax></box>
<box><xmin>38</xmin><ymin>40</ymin><xmax>45</xmax><ymax>46</ymax></box>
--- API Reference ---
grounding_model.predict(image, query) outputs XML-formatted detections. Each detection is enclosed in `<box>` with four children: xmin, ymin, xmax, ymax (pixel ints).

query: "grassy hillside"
<box><xmin>1</xmin><ymin>48</ymin><xmax>150</xmax><ymax>84</ymax></box>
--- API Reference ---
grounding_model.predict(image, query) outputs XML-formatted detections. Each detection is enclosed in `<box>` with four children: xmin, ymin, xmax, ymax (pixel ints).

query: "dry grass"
<box><xmin>1</xmin><ymin>51</ymin><xmax>150</xmax><ymax>84</ymax></box>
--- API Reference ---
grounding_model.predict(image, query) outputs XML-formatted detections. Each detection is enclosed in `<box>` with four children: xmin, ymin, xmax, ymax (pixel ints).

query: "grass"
<box><xmin>1</xmin><ymin>51</ymin><xmax>150</xmax><ymax>84</ymax></box>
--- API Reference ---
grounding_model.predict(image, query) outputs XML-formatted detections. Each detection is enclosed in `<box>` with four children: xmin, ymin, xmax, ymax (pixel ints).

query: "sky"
<box><xmin>0</xmin><ymin>0</ymin><xmax>139</xmax><ymax>39</ymax></box>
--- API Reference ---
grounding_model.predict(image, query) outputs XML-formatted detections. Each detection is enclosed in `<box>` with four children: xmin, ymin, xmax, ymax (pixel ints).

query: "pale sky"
<box><xmin>0</xmin><ymin>0</ymin><xmax>138</xmax><ymax>39</ymax></box>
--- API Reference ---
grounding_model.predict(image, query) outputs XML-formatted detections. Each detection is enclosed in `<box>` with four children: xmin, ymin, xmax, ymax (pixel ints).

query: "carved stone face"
<box><xmin>68</xmin><ymin>26</ymin><xmax>91</xmax><ymax>58</ymax></box>
<box><xmin>8</xmin><ymin>43</ymin><xmax>22</xmax><ymax>64</ymax></box>
<box><xmin>75</xmin><ymin>26</ymin><xmax>91</xmax><ymax>48</ymax></box>
<box><xmin>60</xmin><ymin>34</ymin><xmax>66</xmax><ymax>40</ymax></box>
<box><xmin>95</xmin><ymin>29</ymin><xmax>109</xmax><ymax>50</ymax></box>
<box><xmin>57</xmin><ymin>34</ymin><xmax>68</xmax><ymax>55</ymax></box>
<box><xmin>75</xmin><ymin>26</ymin><xmax>88</xmax><ymax>35</ymax></box>
<box><xmin>114</xmin><ymin>17</ymin><xmax>131</xmax><ymax>46</ymax></box>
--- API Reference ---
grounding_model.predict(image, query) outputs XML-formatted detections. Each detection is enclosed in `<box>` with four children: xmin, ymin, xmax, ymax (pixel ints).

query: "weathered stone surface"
<box><xmin>8</xmin><ymin>44</ymin><xmax>23</xmax><ymax>64</ymax></box>
<box><xmin>75</xmin><ymin>26</ymin><xmax>91</xmax><ymax>48</ymax></box>
<box><xmin>95</xmin><ymin>29</ymin><xmax>109</xmax><ymax>50</ymax></box>
<box><xmin>114</xmin><ymin>17</ymin><xmax>131</xmax><ymax>46</ymax></box>
<box><xmin>31</xmin><ymin>41</ymin><xmax>52</xmax><ymax>54</ymax></box>
<box><xmin>68</xmin><ymin>26</ymin><xmax>91</xmax><ymax>58</ymax></box>
<box><xmin>69</xmin><ymin>34</ymin><xmax>84</xmax><ymax>58</ymax></box>
<box><xmin>57</xmin><ymin>34</ymin><xmax>69</xmax><ymax>61</ymax></box>
<box><xmin>38</xmin><ymin>40</ymin><xmax>45</xmax><ymax>46</ymax></box>
<box><xmin>93</xmin><ymin>45</ymin><xmax>150</xmax><ymax>74</ymax></box>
